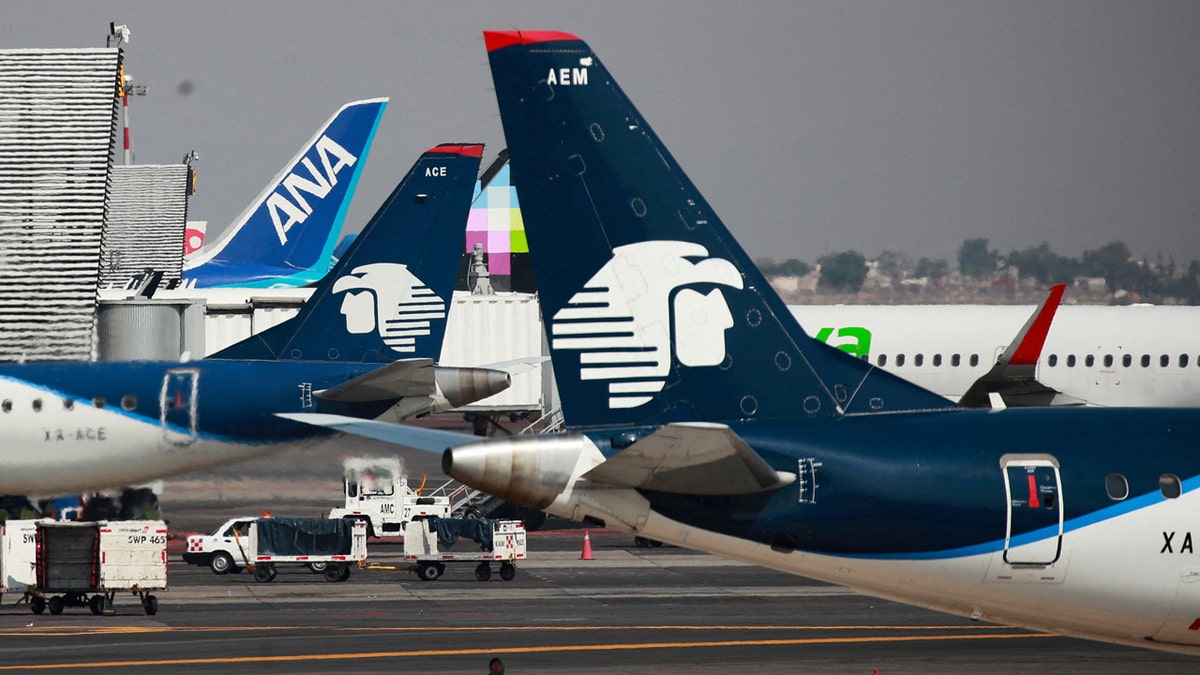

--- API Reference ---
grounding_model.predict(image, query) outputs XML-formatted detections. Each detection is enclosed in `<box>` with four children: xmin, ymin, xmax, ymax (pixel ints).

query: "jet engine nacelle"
<box><xmin>442</xmin><ymin>433</ymin><xmax>599</xmax><ymax>509</ymax></box>
<box><xmin>434</xmin><ymin>366</ymin><xmax>512</xmax><ymax>410</ymax></box>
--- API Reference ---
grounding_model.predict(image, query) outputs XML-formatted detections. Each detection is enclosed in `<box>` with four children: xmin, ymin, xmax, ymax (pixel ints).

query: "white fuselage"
<box><xmin>0</xmin><ymin>377</ymin><xmax>298</xmax><ymax>496</ymax></box>
<box><xmin>792</xmin><ymin>304</ymin><xmax>1200</xmax><ymax>406</ymax></box>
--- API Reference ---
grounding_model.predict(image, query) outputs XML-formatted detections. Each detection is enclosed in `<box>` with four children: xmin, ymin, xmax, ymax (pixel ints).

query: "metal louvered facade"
<box><xmin>100</xmin><ymin>164</ymin><xmax>189</xmax><ymax>287</ymax></box>
<box><xmin>0</xmin><ymin>48</ymin><xmax>121</xmax><ymax>362</ymax></box>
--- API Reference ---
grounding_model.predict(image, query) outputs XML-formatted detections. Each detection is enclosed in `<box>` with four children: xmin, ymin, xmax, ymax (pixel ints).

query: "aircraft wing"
<box><xmin>959</xmin><ymin>284</ymin><xmax>1085</xmax><ymax>408</ymax></box>
<box><xmin>314</xmin><ymin>359</ymin><xmax>435</xmax><ymax>402</ymax></box>
<box><xmin>276</xmin><ymin>412</ymin><xmax>476</xmax><ymax>453</ymax></box>
<box><xmin>583</xmin><ymin>423</ymin><xmax>796</xmax><ymax>495</ymax></box>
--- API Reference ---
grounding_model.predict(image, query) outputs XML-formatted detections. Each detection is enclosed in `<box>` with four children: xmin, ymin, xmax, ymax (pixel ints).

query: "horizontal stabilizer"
<box><xmin>314</xmin><ymin>359</ymin><xmax>434</xmax><ymax>402</ymax></box>
<box><xmin>276</xmin><ymin>413</ymin><xmax>476</xmax><ymax>453</ymax></box>
<box><xmin>583</xmin><ymin>423</ymin><xmax>796</xmax><ymax>495</ymax></box>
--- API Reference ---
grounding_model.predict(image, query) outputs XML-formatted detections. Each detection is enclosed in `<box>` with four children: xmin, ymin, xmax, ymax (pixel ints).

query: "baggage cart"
<box><xmin>11</xmin><ymin>520</ymin><xmax>167</xmax><ymax>615</ymax></box>
<box><xmin>403</xmin><ymin>518</ymin><xmax>526</xmax><ymax>581</ymax></box>
<box><xmin>228</xmin><ymin>517</ymin><xmax>368</xmax><ymax>583</ymax></box>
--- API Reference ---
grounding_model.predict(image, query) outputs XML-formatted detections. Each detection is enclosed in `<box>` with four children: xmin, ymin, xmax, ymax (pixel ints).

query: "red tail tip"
<box><xmin>484</xmin><ymin>30</ymin><xmax>581</xmax><ymax>53</ymax></box>
<box><xmin>426</xmin><ymin>143</ymin><xmax>484</xmax><ymax>158</ymax></box>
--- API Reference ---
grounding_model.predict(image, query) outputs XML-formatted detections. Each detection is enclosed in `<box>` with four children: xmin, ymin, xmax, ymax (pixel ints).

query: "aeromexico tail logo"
<box><xmin>333</xmin><ymin>263</ymin><xmax>446</xmax><ymax>354</ymax></box>
<box><xmin>551</xmin><ymin>241</ymin><xmax>743</xmax><ymax>409</ymax></box>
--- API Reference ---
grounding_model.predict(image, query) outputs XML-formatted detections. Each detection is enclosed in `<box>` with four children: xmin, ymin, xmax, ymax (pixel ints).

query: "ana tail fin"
<box><xmin>212</xmin><ymin>143</ymin><xmax>484</xmax><ymax>363</ymax></box>
<box><xmin>484</xmin><ymin>31</ymin><xmax>954</xmax><ymax>427</ymax></box>
<box><xmin>184</xmin><ymin>98</ymin><xmax>388</xmax><ymax>288</ymax></box>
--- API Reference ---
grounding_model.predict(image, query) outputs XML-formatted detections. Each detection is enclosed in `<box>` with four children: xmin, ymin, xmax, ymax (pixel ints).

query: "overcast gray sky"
<box><xmin>5</xmin><ymin>1</ymin><xmax>1199</xmax><ymax>265</ymax></box>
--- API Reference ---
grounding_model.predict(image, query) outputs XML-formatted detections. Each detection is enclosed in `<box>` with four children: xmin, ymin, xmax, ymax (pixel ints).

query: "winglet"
<box><xmin>959</xmin><ymin>284</ymin><xmax>1083</xmax><ymax>408</ymax></box>
<box><xmin>1005</xmin><ymin>284</ymin><xmax>1066</xmax><ymax>366</ymax></box>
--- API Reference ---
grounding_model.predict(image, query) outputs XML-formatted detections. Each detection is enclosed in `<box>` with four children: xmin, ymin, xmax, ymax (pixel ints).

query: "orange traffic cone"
<box><xmin>580</xmin><ymin>530</ymin><xmax>595</xmax><ymax>560</ymax></box>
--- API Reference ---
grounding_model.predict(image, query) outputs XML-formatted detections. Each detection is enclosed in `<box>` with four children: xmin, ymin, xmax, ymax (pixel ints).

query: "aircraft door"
<box><xmin>1001</xmin><ymin>454</ymin><xmax>1062</xmax><ymax>565</ymax></box>
<box><xmin>160</xmin><ymin>368</ymin><xmax>199</xmax><ymax>446</ymax></box>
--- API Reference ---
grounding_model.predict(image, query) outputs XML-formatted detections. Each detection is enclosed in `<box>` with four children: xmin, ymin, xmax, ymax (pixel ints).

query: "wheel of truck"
<box><xmin>210</xmin><ymin>552</ymin><xmax>235</xmax><ymax>575</ymax></box>
<box><xmin>89</xmin><ymin>595</ymin><xmax>105</xmax><ymax>615</ymax></box>
<box><xmin>30</xmin><ymin>596</ymin><xmax>45</xmax><ymax>614</ymax></box>
<box><xmin>323</xmin><ymin>564</ymin><xmax>344</xmax><ymax>582</ymax></box>
<box><xmin>308</xmin><ymin>561</ymin><xmax>328</xmax><ymax>573</ymax></box>
<box><xmin>474</xmin><ymin>562</ymin><xmax>492</xmax><ymax>581</ymax></box>
<box><xmin>253</xmin><ymin>565</ymin><xmax>276</xmax><ymax>583</ymax></box>
<box><xmin>499</xmin><ymin>563</ymin><xmax>516</xmax><ymax>581</ymax></box>
<box><xmin>48</xmin><ymin>596</ymin><xmax>64</xmax><ymax>615</ymax></box>
<box><xmin>143</xmin><ymin>595</ymin><xmax>158</xmax><ymax>616</ymax></box>
<box><xmin>417</xmin><ymin>563</ymin><xmax>442</xmax><ymax>581</ymax></box>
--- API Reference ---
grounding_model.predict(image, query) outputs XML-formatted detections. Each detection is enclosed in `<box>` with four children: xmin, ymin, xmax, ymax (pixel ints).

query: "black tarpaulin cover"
<box><xmin>256</xmin><ymin>518</ymin><xmax>353</xmax><ymax>557</ymax></box>
<box><xmin>430</xmin><ymin>517</ymin><xmax>494</xmax><ymax>550</ymax></box>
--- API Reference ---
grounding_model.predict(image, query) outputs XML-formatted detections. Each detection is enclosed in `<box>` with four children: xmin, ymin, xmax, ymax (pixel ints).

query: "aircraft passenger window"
<box><xmin>93</xmin><ymin>397</ymin><xmax>105</xmax><ymax>408</ymax></box>
<box><xmin>933</xmin><ymin>354</ymin><xmax>942</xmax><ymax>367</ymax></box>
<box><xmin>62</xmin><ymin>398</ymin><xmax>74</xmax><ymax>411</ymax></box>
<box><xmin>1105</xmin><ymin>474</ymin><xmax>1129</xmax><ymax>501</ymax></box>
<box><xmin>1160</xmin><ymin>474</ymin><xmax>1182</xmax><ymax>499</ymax></box>
<box><xmin>914</xmin><ymin>354</ymin><xmax>924</xmax><ymax>367</ymax></box>
<box><xmin>32</xmin><ymin>399</ymin><xmax>42</xmax><ymax>412</ymax></box>
<box><xmin>1141</xmin><ymin>355</ymin><xmax>1150</xmax><ymax>368</ymax></box>
<box><xmin>969</xmin><ymin>354</ymin><xmax>979</xmax><ymax>367</ymax></box>
<box><xmin>121</xmin><ymin>395</ymin><xmax>137</xmax><ymax>411</ymax></box>
<box><xmin>1067</xmin><ymin>355</ymin><xmax>1076</xmax><ymax>367</ymax></box>
<box><xmin>1103</xmin><ymin>355</ymin><xmax>1114</xmax><ymax>368</ymax></box>
<box><xmin>896</xmin><ymin>354</ymin><xmax>906</xmax><ymax>367</ymax></box>
<box><xmin>1181</xmin><ymin>354</ymin><xmax>1190</xmax><ymax>368</ymax></box>
<box><xmin>1085</xmin><ymin>355</ymin><xmax>1095</xmax><ymax>367</ymax></box>
<box><xmin>1048</xmin><ymin>354</ymin><xmax>1058</xmax><ymax>367</ymax></box>
<box><xmin>1121</xmin><ymin>354</ymin><xmax>1131</xmax><ymax>368</ymax></box>
<box><xmin>1</xmin><ymin>399</ymin><xmax>10</xmax><ymax>413</ymax></box>
<box><xmin>1160</xmin><ymin>354</ymin><xmax>1169</xmax><ymax>368</ymax></box>
<box><xmin>877</xmin><ymin>354</ymin><xmax>887</xmax><ymax>367</ymax></box>
<box><xmin>951</xmin><ymin>354</ymin><xmax>961</xmax><ymax>367</ymax></box>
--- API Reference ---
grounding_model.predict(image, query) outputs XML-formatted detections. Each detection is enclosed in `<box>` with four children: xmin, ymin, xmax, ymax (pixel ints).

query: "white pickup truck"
<box><xmin>182</xmin><ymin>516</ymin><xmax>258</xmax><ymax>574</ymax></box>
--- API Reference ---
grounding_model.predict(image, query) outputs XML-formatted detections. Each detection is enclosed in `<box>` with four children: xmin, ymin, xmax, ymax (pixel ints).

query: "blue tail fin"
<box><xmin>212</xmin><ymin>144</ymin><xmax>484</xmax><ymax>363</ymax></box>
<box><xmin>484</xmin><ymin>31</ymin><xmax>954</xmax><ymax>427</ymax></box>
<box><xmin>183</xmin><ymin>98</ymin><xmax>388</xmax><ymax>289</ymax></box>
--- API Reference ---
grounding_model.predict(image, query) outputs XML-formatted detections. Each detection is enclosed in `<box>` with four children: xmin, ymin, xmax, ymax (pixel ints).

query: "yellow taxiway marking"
<box><xmin>0</xmin><ymin>629</ymin><xmax>1057</xmax><ymax>670</ymax></box>
<box><xmin>0</xmin><ymin>623</ymin><xmax>1021</xmax><ymax>637</ymax></box>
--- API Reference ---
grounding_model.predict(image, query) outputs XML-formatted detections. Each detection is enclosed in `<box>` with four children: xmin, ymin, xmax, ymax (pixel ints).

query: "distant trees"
<box><xmin>915</xmin><ymin>257</ymin><xmax>949</xmax><ymax>281</ymax></box>
<box><xmin>1005</xmin><ymin>242</ymin><xmax>1078</xmax><ymax>285</ymax></box>
<box><xmin>957</xmin><ymin>238</ymin><xmax>998</xmax><ymax>278</ymax></box>
<box><xmin>817</xmin><ymin>251</ymin><xmax>868</xmax><ymax>292</ymax></box>
<box><xmin>755</xmin><ymin>257</ymin><xmax>811</xmax><ymax>277</ymax></box>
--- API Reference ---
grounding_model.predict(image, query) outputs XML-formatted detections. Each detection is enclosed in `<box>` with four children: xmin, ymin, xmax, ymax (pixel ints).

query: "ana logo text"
<box><xmin>333</xmin><ymin>263</ymin><xmax>446</xmax><ymax>354</ymax></box>
<box><xmin>266</xmin><ymin>135</ymin><xmax>358</xmax><ymax>246</ymax></box>
<box><xmin>551</xmin><ymin>240</ymin><xmax>742</xmax><ymax>409</ymax></box>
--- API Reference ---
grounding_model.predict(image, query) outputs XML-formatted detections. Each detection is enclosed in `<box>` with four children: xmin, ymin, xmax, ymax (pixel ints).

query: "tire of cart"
<box><xmin>475</xmin><ymin>562</ymin><xmax>492</xmax><ymax>581</ymax></box>
<box><xmin>90</xmin><ymin>595</ymin><xmax>106</xmax><ymax>615</ymax></box>
<box><xmin>500</xmin><ymin>562</ymin><xmax>516</xmax><ymax>581</ymax></box>
<box><xmin>253</xmin><ymin>565</ymin><xmax>277</xmax><ymax>583</ymax></box>
<box><xmin>323</xmin><ymin>564</ymin><xmax>351</xmax><ymax>582</ymax></box>
<box><xmin>143</xmin><ymin>594</ymin><xmax>158</xmax><ymax>616</ymax></box>
<box><xmin>29</xmin><ymin>595</ymin><xmax>46</xmax><ymax>614</ymax></box>
<box><xmin>417</xmin><ymin>562</ymin><xmax>444</xmax><ymax>581</ymax></box>
<box><xmin>49</xmin><ymin>596</ymin><xmax>64</xmax><ymax>615</ymax></box>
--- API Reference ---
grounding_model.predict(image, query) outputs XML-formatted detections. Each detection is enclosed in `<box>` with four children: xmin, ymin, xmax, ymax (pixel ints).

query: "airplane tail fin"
<box><xmin>485</xmin><ymin>31</ymin><xmax>954</xmax><ymax>427</ymax></box>
<box><xmin>184</xmin><ymin>98</ymin><xmax>388</xmax><ymax>288</ymax></box>
<box><xmin>212</xmin><ymin>143</ymin><xmax>484</xmax><ymax>363</ymax></box>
